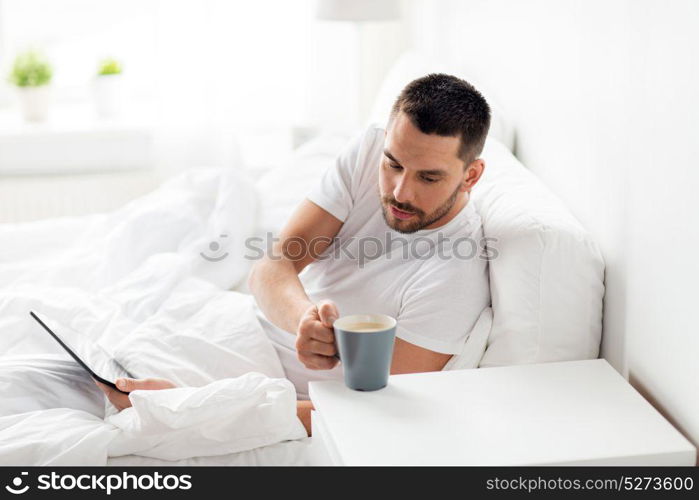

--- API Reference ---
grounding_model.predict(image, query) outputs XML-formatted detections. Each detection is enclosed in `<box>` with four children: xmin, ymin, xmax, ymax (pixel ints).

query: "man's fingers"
<box><xmin>94</xmin><ymin>380</ymin><xmax>131</xmax><ymax>410</ymax></box>
<box><xmin>308</xmin><ymin>324</ymin><xmax>335</xmax><ymax>344</ymax></box>
<box><xmin>116</xmin><ymin>377</ymin><xmax>176</xmax><ymax>392</ymax></box>
<box><xmin>297</xmin><ymin>323</ymin><xmax>335</xmax><ymax>348</ymax></box>
<box><xmin>299</xmin><ymin>353</ymin><xmax>340</xmax><ymax>370</ymax></box>
<box><xmin>116</xmin><ymin>378</ymin><xmax>137</xmax><ymax>392</ymax></box>
<box><xmin>298</xmin><ymin>316</ymin><xmax>335</xmax><ymax>343</ymax></box>
<box><xmin>317</xmin><ymin>300</ymin><xmax>339</xmax><ymax>328</ymax></box>
<box><xmin>296</xmin><ymin>300</ymin><xmax>340</xmax><ymax>369</ymax></box>
<box><xmin>297</xmin><ymin>338</ymin><xmax>337</xmax><ymax>357</ymax></box>
<box><xmin>96</xmin><ymin>377</ymin><xmax>176</xmax><ymax>411</ymax></box>
<box><xmin>301</xmin><ymin>304</ymin><xmax>320</xmax><ymax>325</ymax></box>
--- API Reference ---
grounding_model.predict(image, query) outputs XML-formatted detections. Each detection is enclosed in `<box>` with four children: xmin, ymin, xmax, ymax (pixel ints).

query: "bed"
<box><xmin>0</xmin><ymin>54</ymin><xmax>604</xmax><ymax>466</ymax></box>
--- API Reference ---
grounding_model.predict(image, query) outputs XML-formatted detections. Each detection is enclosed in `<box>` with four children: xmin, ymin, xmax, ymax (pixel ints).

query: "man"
<box><xmin>99</xmin><ymin>73</ymin><xmax>492</xmax><ymax>435</ymax></box>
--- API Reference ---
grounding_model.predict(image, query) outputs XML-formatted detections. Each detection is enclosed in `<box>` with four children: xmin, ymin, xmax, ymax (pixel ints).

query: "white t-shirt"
<box><xmin>255</xmin><ymin>125</ymin><xmax>490</xmax><ymax>399</ymax></box>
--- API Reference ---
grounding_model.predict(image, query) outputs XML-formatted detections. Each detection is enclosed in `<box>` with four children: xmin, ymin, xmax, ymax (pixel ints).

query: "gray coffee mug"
<box><xmin>333</xmin><ymin>314</ymin><xmax>397</xmax><ymax>391</ymax></box>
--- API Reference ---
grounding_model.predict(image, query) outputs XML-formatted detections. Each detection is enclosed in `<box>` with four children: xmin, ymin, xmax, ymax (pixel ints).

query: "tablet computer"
<box><xmin>29</xmin><ymin>311</ymin><xmax>133</xmax><ymax>394</ymax></box>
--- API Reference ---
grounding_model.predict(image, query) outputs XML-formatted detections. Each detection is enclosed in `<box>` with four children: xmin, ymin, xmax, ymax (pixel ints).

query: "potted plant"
<box><xmin>9</xmin><ymin>50</ymin><xmax>53</xmax><ymax>122</ymax></box>
<box><xmin>93</xmin><ymin>57</ymin><xmax>123</xmax><ymax>118</ymax></box>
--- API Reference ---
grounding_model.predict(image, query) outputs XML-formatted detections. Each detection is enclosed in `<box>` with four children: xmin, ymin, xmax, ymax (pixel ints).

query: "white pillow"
<box><xmin>443</xmin><ymin>307</ymin><xmax>493</xmax><ymax>370</ymax></box>
<box><xmin>367</xmin><ymin>50</ymin><xmax>516</xmax><ymax>151</ymax></box>
<box><xmin>473</xmin><ymin>138</ymin><xmax>605</xmax><ymax>367</ymax></box>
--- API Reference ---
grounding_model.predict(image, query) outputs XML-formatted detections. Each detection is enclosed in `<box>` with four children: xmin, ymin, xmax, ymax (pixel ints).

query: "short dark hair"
<box><xmin>390</xmin><ymin>73</ymin><xmax>491</xmax><ymax>164</ymax></box>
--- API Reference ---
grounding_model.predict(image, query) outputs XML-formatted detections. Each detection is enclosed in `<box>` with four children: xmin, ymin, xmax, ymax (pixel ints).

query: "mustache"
<box><xmin>381</xmin><ymin>195</ymin><xmax>424</xmax><ymax>216</ymax></box>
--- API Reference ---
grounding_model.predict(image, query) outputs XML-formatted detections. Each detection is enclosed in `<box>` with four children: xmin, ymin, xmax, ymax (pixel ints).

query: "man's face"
<box><xmin>379</xmin><ymin>111</ymin><xmax>482</xmax><ymax>234</ymax></box>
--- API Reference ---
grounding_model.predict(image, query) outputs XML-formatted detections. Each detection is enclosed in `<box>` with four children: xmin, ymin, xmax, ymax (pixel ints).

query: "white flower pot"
<box><xmin>93</xmin><ymin>74</ymin><xmax>123</xmax><ymax>119</ymax></box>
<box><xmin>17</xmin><ymin>85</ymin><xmax>51</xmax><ymax>123</ymax></box>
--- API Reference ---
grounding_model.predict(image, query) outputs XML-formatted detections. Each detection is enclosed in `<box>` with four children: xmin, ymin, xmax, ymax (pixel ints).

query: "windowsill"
<box><xmin>0</xmin><ymin>102</ymin><xmax>155</xmax><ymax>175</ymax></box>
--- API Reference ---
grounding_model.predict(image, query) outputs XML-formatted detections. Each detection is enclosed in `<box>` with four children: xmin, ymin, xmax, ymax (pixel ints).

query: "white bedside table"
<box><xmin>308</xmin><ymin>359</ymin><xmax>696</xmax><ymax>466</ymax></box>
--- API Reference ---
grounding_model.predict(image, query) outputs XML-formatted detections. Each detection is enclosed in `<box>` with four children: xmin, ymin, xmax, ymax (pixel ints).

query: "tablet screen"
<box><xmin>30</xmin><ymin>311</ymin><xmax>132</xmax><ymax>393</ymax></box>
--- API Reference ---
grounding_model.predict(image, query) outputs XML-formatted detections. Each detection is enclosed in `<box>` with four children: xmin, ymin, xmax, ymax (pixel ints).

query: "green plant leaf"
<box><xmin>9</xmin><ymin>50</ymin><xmax>52</xmax><ymax>87</ymax></box>
<box><xmin>97</xmin><ymin>58</ymin><xmax>122</xmax><ymax>76</ymax></box>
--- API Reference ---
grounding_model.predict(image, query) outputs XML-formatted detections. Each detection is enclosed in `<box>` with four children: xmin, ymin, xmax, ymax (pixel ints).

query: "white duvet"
<box><xmin>0</xmin><ymin>167</ymin><xmax>310</xmax><ymax>466</ymax></box>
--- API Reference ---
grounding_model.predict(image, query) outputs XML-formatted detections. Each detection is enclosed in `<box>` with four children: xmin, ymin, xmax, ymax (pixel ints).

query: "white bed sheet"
<box><xmin>107</xmin><ymin>438</ymin><xmax>316</xmax><ymax>466</ymax></box>
<box><xmin>0</xmin><ymin>167</ymin><xmax>315</xmax><ymax>466</ymax></box>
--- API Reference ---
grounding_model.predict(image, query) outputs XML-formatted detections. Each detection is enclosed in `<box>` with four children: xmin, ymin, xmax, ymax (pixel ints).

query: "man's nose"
<box><xmin>393</xmin><ymin>176</ymin><xmax>415</xmax><ymax>204</ymax></box>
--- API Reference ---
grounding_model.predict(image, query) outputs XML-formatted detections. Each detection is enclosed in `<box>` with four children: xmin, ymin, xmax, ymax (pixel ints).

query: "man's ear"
<box><xmin>461</xmin><ymin>159</ymin><xmax>485</xmax><ymax>191</ymax></box>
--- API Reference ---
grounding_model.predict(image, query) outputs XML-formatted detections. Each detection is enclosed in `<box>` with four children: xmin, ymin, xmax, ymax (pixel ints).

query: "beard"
<box><xmin>380</xmin><ymin>183</ymin><xmax>462</xmax><ymax>234</ymax></box>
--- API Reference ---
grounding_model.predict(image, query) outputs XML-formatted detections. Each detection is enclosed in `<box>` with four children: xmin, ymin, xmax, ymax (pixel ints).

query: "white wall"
<box><xmin>625</xmin><ymin>0</ymin><xmax>699</xmax><ymax>459</ymax></box>
<box><xmin>407</xmin><ymin>0</ymin><xmax>698</xmax><ymax>457</ymax></box>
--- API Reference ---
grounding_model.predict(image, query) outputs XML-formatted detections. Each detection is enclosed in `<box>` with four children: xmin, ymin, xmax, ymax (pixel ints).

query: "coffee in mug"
<box><xmin>333</xmin><ymin>314</ymin><xmax>397</xmax><ymax>391</ymax></box>
<box><xmin>341</xmin><ymin>322</ymin><xmax>386</xmax><ymax>332</ymax></box>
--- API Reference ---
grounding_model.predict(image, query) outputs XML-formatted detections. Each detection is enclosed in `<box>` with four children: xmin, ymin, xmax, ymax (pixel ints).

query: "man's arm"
<box><xmin>248</xmin><ymin>199</ymin><xmax>344</xmax><ymax>370</ymax></box>
<box><xmin>391</xmin><ymin>338</ymin><xmax>452</xmax><ymax>374</ymax></box>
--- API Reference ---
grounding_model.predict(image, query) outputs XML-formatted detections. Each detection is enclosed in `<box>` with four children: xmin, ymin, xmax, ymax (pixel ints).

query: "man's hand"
<box><xmin>95</xmin><ymin>377</ymin><xmax>177</xmax><ymax>411</ymax></box>
<box><xmin>296</xmin><ymin>300</ymin><xmax>340</xmax><ymax>370</ymax></box>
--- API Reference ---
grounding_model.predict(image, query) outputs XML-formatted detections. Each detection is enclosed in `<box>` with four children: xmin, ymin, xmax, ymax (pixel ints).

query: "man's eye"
<box><xmin>389</xmin><ymin>163</ymin><xmax>402</xmax><ymax>170</ymax></box>
<box><xmin>421</xmin><ymin>176</ymin><xmax>438</xmax><ymax>183</ymax></box>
